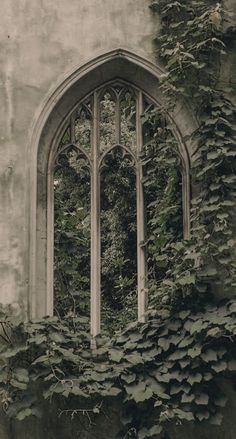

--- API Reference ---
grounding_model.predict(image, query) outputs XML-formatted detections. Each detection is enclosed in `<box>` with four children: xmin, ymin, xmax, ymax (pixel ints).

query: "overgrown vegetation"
<box><xmin>54</xmin><ymin>95</ymin><xmax>138</xmax><ymax>332</ymax></box>
<box><xmin>100</xmin><ymin>148</ymin><xmax>137</xmax><ymax>332</ymax></box>
<box><xmin>0</xmin><ymin>300</ymin><xmax>235</xmax><ymax>436</ymax></box>
<box><xmin>54</xmin><ymin>150</ymin><xmax>91</xmax><ymax>320</ymax></box>
<box><xmin>0</xmin><ymin>1</ymin><xmax>236</xmax><ymax>438</ymax></box>
<box><xmin>142</xmin><ymin>110</ymin><xmax>183</xmax><ymax>307</ymax></box>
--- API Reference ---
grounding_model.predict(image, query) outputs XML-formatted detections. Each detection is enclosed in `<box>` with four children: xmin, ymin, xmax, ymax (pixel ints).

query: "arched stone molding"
<box><xmin>29</xmin><ymin>48</ymin><xmax>198</xmax><ymax>320</ymax></box>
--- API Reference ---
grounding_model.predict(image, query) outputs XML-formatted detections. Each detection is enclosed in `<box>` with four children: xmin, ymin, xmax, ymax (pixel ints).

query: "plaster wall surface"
<box><xmin>0</xmin><ymin>0</ymin><xmax>156</xmax><ymax>314</ymax></box>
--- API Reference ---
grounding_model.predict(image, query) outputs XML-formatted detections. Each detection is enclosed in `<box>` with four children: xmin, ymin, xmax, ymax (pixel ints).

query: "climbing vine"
<box><xmin>0</xmin><ymin>1</ymin><xmax>236</xmax><ymax>438</ymax></box>
<box><xmin>149</xmin><ymin>0</ymin><xmax>236</xmax><ymax>305</ymax></box>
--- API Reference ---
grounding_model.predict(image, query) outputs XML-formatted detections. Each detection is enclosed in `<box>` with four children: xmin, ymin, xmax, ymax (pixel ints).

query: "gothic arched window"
<box><xmin>51</xmin><ymin>80</ymin><xmax>189</xmax><ymax>337</ymax></box>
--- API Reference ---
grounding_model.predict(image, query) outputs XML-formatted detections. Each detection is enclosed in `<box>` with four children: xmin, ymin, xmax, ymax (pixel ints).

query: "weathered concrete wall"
<box><xmin>0</xmin><ymin>0</ymin><xmax>157</xmax><ymax>315</ymax></box>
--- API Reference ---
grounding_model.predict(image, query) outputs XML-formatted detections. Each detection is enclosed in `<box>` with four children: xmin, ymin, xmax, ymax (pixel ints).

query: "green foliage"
<box><xmin>100</xmin><ymin>148</ymin><xmax>137</xmax><ymax>332</ymax></box>
<box><xmin>141</xmin><ymin>108</ymin><xmax>184</xmax><ymax>307</ymax></box>
<box><xmin>0</xmin><ymin>300</ymin><xmax>235</xmax><ymax>437</ymax></box>
<box><xmin>54</xmin><ymin>144</ymin><xmax>138</xmax><ymax>333</ymax></box>
<box><xmin>54</xmin><ymin>150</ymin><xmax>91</xmax><ymax>320</ymax></box>
<box><xmin>147</xmin><ymin>0</ymin><xmax>236</xmax><ymax>308</ymax></box>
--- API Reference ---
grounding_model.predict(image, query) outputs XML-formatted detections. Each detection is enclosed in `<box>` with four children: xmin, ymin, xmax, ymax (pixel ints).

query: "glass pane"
<box><xmin>100</xmin><ymin>147</ymin><xmax>137</xmax><ymax>334</ymax></box>
<box><xmin>100</xmin><ymin>90</ymin><xmax>116</xmax><ymax>152</ymax></box>
<box><xmin>74</xmin><ymin>106</ymin><xmax>92</xmax><ymax>150</ymax></box>
<box><xmin>120</xmin><ymin>89</ymin><xmax>136</xmax><ymax>149</ymax></box>
<box><xmin>54</xmin><ymin>146</ymin><xmax>90</xmax><ymax>326</ymax></box>
<box><xmin>142</xmin><ymin>110</ymin><xmax>183</xmax><ymax>305</ymax></box>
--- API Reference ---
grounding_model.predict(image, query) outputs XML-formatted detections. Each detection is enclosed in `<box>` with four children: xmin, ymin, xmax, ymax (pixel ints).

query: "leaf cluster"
<box><xmin>0</xmin><ymin>300</ymin><xmax>235</xmax><ymax>438</ymax></box>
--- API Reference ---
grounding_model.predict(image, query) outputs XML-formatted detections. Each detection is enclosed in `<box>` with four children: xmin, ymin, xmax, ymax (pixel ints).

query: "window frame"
<box><xmin>30</xmin><ymin>50</ymin><xmax>194</xmax><ymax>325</ymax></box>
<box><xmin>49</xmin><ymin>79</ymin><xmax>190</xmax><ymax>336</ymax></box>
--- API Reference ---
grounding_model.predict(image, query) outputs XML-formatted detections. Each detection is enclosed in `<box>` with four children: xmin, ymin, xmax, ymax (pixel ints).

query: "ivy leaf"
<box><xmin>109</xmin><ymin>349</ymin><xmax>123</xmax><ymax>363</ymax></box>
<box><xmin>214</xmin><ymin>395</ymin><xmax>228</xmax><ymax>407</ymax></box>
<box><xmin>207</xmin><ymin>327</ymin><xmax>222</xmax><ymax>337</ymax></box>
<box><xmin>188</xmin><ymin>346</ymin><xmax>202</xmax><ymax>358</ymax></box>
<box><xmin>178</xmin><ymin>309</ymin><xmax>190</xmax><ymax>319</ymax></box>
<box><xmin>141</xmin><ymin>349</ymin><xmax>161</xmax><ymax>362</ymax></box>
<box><xmin>107</xmin><ymin>387</ymin><xmax>122</xmax><ymax>397</ymax></box>
<box><xmin>181</xmin><ymin>393</ymin><xmax>194</xmax><ymax>403</ymax></box>
<box><xmin>49</xmin><ymin>332</ymin><xmax>66</xmax><ymax>343</ymax></box>
<box><xmin>28</xmin><ymin>334</ymin><xmax>47</xmax><ymax>345</ymax></box>
<box><xmin>149</xmin><ymin>425</ymin><xmax>163</xmax><ymax>436</ymax></box>
<box><xmin>16</xmin><ymin>408</ymin><xmax>32</xmax><ymax>421</ymax></box>
<box><xmin>210</xmin><ymin>412</ymin><xmax>223</xmax><ymax>425</ymax></box>
<box><xmin>10</xmin><ymin>379</ymin><xmax>27</xmax><ymax>390</ymax></box>
<box><xmin>229</xmin><ymin>303</ymin><xmax>236</xmax><ymax>313</ymax></box>
<box><xmin>121</xmin><ymin>373</ymin><xmax>136</xmax><ymax>384</ymax></box>
<box><xmin>207</xmin><ymin>151</ymin><xmax>221</xmax><ymax>160</ymax></box>
<box><xmin>138</xmin><ymin>425</ymin><xmax>162</xmax><ymax>439</ymax></box>
<box><xmin>179</xmin><ymin>337</ymin><xmax>194</xmax><ymax>348</ymax></box>
<box><xmin>222</xmin><ymin>175</ymin><xmax>236</xmax><ymax>184</ymax></box>
<box><xmin>145</xmin><ymin>377</ymin><xmax>166</xmax><ymax>395</ymax></box>
<box><xmin>212</xmin><ymin>361</ymin><xmax>227</xmax><ymax>373</ymax></box>
<box><xmin>195</xmin><ymin>393</ymin><xmax>209</xmax><ymax>405</ymax></box>
<box><xmin>204</xmin><ymin>372</ymin><xmax>213</xmax><ymax>381</ymax></box>
<box><xmin>158</xmin><ymin>338</ymin><xmax>170</xmax><ymax>351</ymax></box>
<box><xmin>154</xmin><ymin>399</ymin><xmax>163</xmax><ymax>407</ymax></box>
<box><xmin>168</xmin><ymin>320</ymin><xmax>182</xmax><ymax>331</ymax></box>
<box><xmin>196</xmin><ymin>410</ymin><xmax>209</xmax><ymax>421</ymax></box>
<box><xmin>125</xmin><ymin>353</ymin><xmax>143</xmax><ymax>365</ymax></box>
<box><xmin>169</xmin><ymin>350</ymin><xmax>187</xmax><ymax>361</ymax></box>
<box><xmin>125</xmin><ymin>381</ymin><xmax>153</xmax><ymax>403</ymax></box>
<box><xmin>1</xmin><ymin>345</ymin><xmax>28</xmax><ymax>359</ymax></box>
<box><xmin>55</xmin><ymin>347</ymin><xmax>79</xmax><ymax>363</ymax></box>
<box><xmin>173</xmin><ymin>409</ymin><xmax>194</xmax><ymax>421</ymax></box>
<box><xmin>170</xmin><ymin>384</ymin><xmax>182</xmax><ymax>395</ymax></box>
<box><xmin>14</xmin><ymin>368</ymin><xmax>29</xmax><ymax>384</ymax></box>
<box><xmin>179</xmin><ymin>359</ymin><xmax>190</xmax><ymax>369</ymax></box>
<box><xmin>187</xmin><ymin>373</ymin><xmax>202</xmax><ymax>386</ymax></box>
<box><xmin>178</xmin><ymin>274</ymin><xmax>195</xmax><ymax>285</ymax></box>
<box><xmin>201</xmin><ymin>350</ymin><xmax>218</xmax><ymax>362</ymax></box>
<box><xmin>69</xmin><ymin>385</ymin><xmax>88</xmax><ymax>398</ymax></box>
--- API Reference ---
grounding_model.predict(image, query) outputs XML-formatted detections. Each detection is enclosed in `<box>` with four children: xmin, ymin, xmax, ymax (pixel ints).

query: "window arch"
<box><xmin>50</xmin><ymin>80</ymin><xmax>190</xmax><ymax>336</ymax></box>
<box><xmin>31</xmin><ymin>50</ymin><xmax>195</xmax><ymax>331</ymax></box>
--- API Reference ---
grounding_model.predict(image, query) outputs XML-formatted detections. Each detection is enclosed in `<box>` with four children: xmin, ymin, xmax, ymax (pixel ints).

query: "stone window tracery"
<box><xmin>52</xmin><ymin>80</ymin><xmax>189</xmax><ymax>337</ymax></box>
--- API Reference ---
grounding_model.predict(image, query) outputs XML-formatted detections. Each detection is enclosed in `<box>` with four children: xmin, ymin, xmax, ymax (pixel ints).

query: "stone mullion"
<box><xmin>70</xmin><ymin>113</ymin><xmax>76</xmax><ymax>144</ymax></box>
<box><xmin>90</xmin><ymin>91</ymin><xmax>101</xmax><ymax>337</ymax></box>
<box><xmin>116</xmin><ymin>94</ymin><xmax>121</xmax><ymax>144</ymax></box>
<box><xmin>183</xmin><ymin>168</ymin><xmax>190</xmax><ymax>240</ymax></box>
<box><xmin>136</xmin><ymin>91</ymin><xmax>147</xmax><ymax>322</ymax></box>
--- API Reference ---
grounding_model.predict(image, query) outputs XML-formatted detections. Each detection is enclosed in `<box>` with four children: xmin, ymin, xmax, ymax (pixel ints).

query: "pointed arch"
<box><xmin>28</xmin><ymin>49</ymin><xmax>197</xmax><ymax>321</ymax></box>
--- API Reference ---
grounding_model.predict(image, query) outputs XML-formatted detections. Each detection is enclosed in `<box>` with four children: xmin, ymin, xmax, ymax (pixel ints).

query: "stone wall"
<box><xmin>0</xmin><ymin>0</ymin><xmax>156</xmax><ymax>316</ymax></box>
